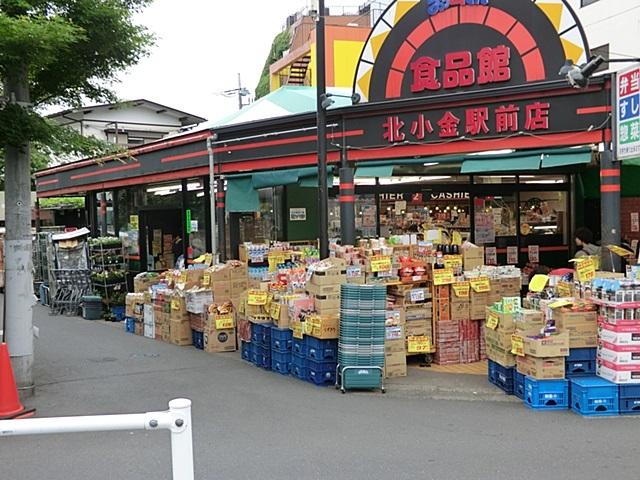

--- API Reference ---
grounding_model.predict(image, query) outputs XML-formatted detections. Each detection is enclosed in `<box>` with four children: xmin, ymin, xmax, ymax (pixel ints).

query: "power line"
<box><xmin>583</xmin><ymin>5</ymin><xmax>640</xmax><ymax>28</ymax></box>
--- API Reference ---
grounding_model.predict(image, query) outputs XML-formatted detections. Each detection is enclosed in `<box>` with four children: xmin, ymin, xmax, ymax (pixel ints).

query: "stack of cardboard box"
<box><xmin>306</xmin><ymin>258</ymin><xmax>346</xmax><ymax>316</ymax></box>
<box><xmin>517</xmin><ymin>331</ymin><xmax>570</xmax><ymax>380</ymax></box>
<box><xmin>434</xmin><ymin>285</ymin><xmax>460</xmax><ymax>365</ymax></box>
<box><xmin>384</xmin><ymin>309</ymin><xmax>407</xmax><ymax>378</ymax></box>
<box><xmin>553</xmin><ymin>308</ymin><xmax>598</xmax><ymax>349</ymax></box>
<box><xmin>484</xmin><ymin>306</ymin><xmax>516</xmax><ymax>368</ymax></box>
<box><xmin>228</xmin><ymin>262</ymin><xmax>248</xmax><ymax>308</ymax></box>
<box><xmin>205</xmin><ymin>306</ymin><xmax>237</xmax><ymax>353</ymax></box>
<box><xmin>169</xmin><ymin>292</ymin><xmax>192</xmax><ymax>346</ymax></box>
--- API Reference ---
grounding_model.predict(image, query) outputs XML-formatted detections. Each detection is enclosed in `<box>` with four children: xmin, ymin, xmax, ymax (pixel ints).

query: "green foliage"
<box><xmin>255</xmin><ymin>29</ymin><xmax>291</xmax><ymax>99</ymax></box>
<box><xmin>38</xmin><ymin>196</ymin><xmax>84</xmax><ymax>209</ymax></box>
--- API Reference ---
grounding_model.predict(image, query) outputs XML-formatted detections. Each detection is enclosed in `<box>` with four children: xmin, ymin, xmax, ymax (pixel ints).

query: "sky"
<box><xmin>114</xmin><ymin>0</ymin><xmax>371</xmax><ymax>123</ymax></box>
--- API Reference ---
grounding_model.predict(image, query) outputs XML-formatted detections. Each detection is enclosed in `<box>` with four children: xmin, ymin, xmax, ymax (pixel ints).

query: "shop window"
<box><xmin>95</xmin><ymin>191</ymin><xmax>115</xmax><ymax>235</ymax></box>
<box><xmin>474</xmin><ymin>195</ymin><xmax>517</xmax><ymax>248</ymax></box>
<box><xmin>328</xmin><ymin>194</ymin><xmax>378</xmax><ymax>240</ymax></box>
<box><xmin>186</xmin><ymin>178</ymin><xmax>207</xmax><ymax>260</ymax></box>
<box><xmin>519</xmin><ymin>175</ymin><xmax>568</xmax><ymax>185</ymax></box>
<box><xmin>239</xmin><ymin>188</ymin><xmax>276</xmax><ymax>244</ymax></box>
<box><xmin>144</xmin><ymin>181</ymin><xmax>183</xmax><ymax>207</ymax></box>
<box><xmin>474</xmin><ymin>175</ymin><xmax>517</xmax><ymax>184</ymax></box>
<box><xmin>520</xmin><ymin>191</ymin><xmax>568</xmax><ymax>246</ymax></box>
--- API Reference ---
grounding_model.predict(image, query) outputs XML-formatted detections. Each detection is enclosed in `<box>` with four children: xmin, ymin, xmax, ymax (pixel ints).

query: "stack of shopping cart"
<box><xmin>336</xmin><ymin>284</ymin><xmax>386</xmax><ymax>393</ymax></box>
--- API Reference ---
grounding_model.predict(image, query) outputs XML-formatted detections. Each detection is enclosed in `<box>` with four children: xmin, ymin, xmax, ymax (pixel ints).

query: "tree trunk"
<box><xmin>4</xmin><ymin>65</ymin><xmax>35</xmax><ymax>397</ymax></box>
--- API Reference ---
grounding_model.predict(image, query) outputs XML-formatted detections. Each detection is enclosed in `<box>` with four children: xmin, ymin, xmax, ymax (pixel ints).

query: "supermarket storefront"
<box><xmin>35</xmin><ymin>0</ymin><xmax>611</xmax><ymax>270</ymax></box>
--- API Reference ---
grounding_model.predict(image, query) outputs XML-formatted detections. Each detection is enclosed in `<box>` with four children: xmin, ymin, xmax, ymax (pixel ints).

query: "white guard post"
<box><xmin>0</xmin><ymin>398</ymin><xmax>194</xmax><ymax>480</ymax></box>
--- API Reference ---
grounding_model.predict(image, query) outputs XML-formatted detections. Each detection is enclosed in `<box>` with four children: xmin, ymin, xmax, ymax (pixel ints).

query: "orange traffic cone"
<box><xmin>0</xmin><ymin>343</ymin><xmax>35</xmax><ymax>419</ymax></box>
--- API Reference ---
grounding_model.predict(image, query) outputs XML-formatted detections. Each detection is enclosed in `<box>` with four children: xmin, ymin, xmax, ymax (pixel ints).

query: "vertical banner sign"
<box><xmin>632</xmin><ymin>212</ymin><xmax>640</xmax><ymax>233</ymax></box>
<box><xmin>485</xmin><ymin>247</ymin><xmax>497</xmax><ymax>266</ymax></box>
<box><xmin>528</xmin><ymin>245</ymin><xmax>540</xmax><ymax>263</ymax></box>
<box><xmin>617</xmin><ymin>64</ymin><xmax>640</xmax><ymax>160</ymax></box>
<box><xmin>507</xmin><ymin>246</ymin><xmax>519</xmax><ymax>265</ymax></box>
<box><xmin>186</xmin><ymin>209</ymin><xmax>192</xmax><ymax>235</ymax></box>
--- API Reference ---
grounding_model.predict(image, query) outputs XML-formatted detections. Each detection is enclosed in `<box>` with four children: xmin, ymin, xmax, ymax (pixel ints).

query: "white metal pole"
<box><xmin>207</xmin><ymin>135</ymin><xmax>218</xmax><ymax>259</ymax></box>
<box><xmin>168</xmin><ymin>398</ymin><xmax>194</xmax><ymax>480</ymax></box>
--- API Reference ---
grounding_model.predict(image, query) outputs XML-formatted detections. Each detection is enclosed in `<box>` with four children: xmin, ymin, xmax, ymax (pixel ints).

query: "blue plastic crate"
<box><xmin>571</xmin><ymin>377</ymin><xmax>619</xmax><ymax>416</ymax></box>
<box><xmin>565</xmin><ymin>360</ymin><xmax>596</xmax><ymax>377</ymax></box>
<box><xmin>241</xmin><ymin>341</ymin><xmax>252</xmax><ymax>362</ymax></box>
<box><xmin>524</xmin><ymin>378</ymin><xmax>569</xmax><ymax>410</ymax></box>
<box><xmin>292</xmin><ymin>337</ymin><xmax>306</xmax><ymax>356</ymax></box>
<box><xmin>111</xmin><ymin>305</ymin><xmax>126</xmax><ymax>322</ymax></box>
<box><xmin>307</xmin><ymin>359</ymin><xmax>337</xmax><ymax>385</ymax></box>
<box><xmin>271</xmin><ymin>327</ymin><xmax>293</xmax><ymax>352</ymax></box>
<box><xmin>514</xmin><ymin>371</ymin><xmax>525</xmax><ymax>400</ymax></box>
<box><xmin>271</xmin><ymin>350</ymin><xmax>291</xmax><ymax>375</ymax></box>
<box><xmin>620</xmin><ymin>385</ymin><xmax>640</xmax><ymax>415</ymax></box>
<box><xmin>124</xmin><ymin>317</ymin><xmax>135</xmax><ymax>334</ymax></box>
<box><xmin>251</xmin><ymin>324</ymin><xmax>264</xmax><ymax>344</ymax></box>
<box><xmin>568</xmin><ymin>348</ymin><xmax>597</xmax><ymax>362</ymax></box>
<box><xmin>261</xmin><ymin>323</ymin><xmax>274</xmax><ymax>347</ymax></box>
<box><xmin>191</xmin><ymin>330</ymin><xmax>204</xmax><ymax>350</ymax></box>
<box><xmin>488</xmin><ymin>360</ymin><xmax>514</xmax><ymax>395</ymax></box>
<box><xmin>291</xmin><ymin>363</ymin><xmax>308</xmax><ymax>380</ymax></box>
<box><xmin>306</xmin><ymin>337</ymin><xmax>338</xmax><ymax>362</ymax></box>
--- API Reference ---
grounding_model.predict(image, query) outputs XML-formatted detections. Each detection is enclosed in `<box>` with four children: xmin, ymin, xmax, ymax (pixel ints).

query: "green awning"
<box><xmin>355</xmin><ymin>165</ymin><xmax>394</xmax><ymax>178</ymax></box>
<box><xmin>226</xmin><ymin>177</ymin><xmax>260</xmax><ymax>213</ymax></box>
<box><xmin>623</xmin><ymin>156</ymin><xmax>640</xmax><ymax>167</ymax></box>
<box><xmin>298</xmin><ymin>175</ymin><xmax>333</xmax><ymax>188</ymax></box>
<box><xmin>461</xmin><ymin>156</ymin><xmax>541</xmax><ymax>174</ymax></box>
<box><xmin>541</xmin><ymin>151</ymin><xmax>592</xmax><ymax>168</ymax></box>
<box><xmin>251</xmin><ymin>170</ymin><xmax>300</xmax><ymax>189</ymax></box>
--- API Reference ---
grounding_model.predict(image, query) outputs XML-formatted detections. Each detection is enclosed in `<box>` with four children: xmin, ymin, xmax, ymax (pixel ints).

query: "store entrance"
<box><xmin>139</xmin><ymin>208</ymin><xmax>183</xmax><ymax>271</ymax></box>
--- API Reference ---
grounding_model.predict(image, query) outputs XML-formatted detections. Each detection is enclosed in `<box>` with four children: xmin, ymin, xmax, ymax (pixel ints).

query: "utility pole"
<box><xmin>237</xmin><ymin>73</ymin><xmax>244</xmax><ymax>111</ymax></box>
<box><xmin>316</xmin><ymin>0</ymin><xmax>329</xmax><ymax>258</ymax></box>
<box><xmin>3</xmin><ymin>64</ymin><xmax>35</xmax><ymax>396</ymax></box>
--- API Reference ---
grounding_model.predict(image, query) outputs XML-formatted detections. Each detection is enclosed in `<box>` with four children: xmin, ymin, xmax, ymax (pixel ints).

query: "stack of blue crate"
<box><xmin>524</xmin><ymin>377</ymin><xmax>569</xmax><ymax>410</ymax></box>
<box><xmin>619</xmin><ymin>385</ymin><xmax>640</xmax><ymax>415</ymax></box>
<box><xmin>291</xmin><ymin>336</ymin><xmax>307</xmax><ymax>380</ymax></box>
<box><xmin>565</xmin><ymin>348</ymin><xmax>597</xmax><ymax>377</ymax></box>
<box><xmin>487</xmin><ymin>360</ymin><xmax>515</xmax><ymax>395</ymax></box>
<box><xmin>259</xmin><ymin>323</ymin><xmax>273</xmax><ymax>370</ymax></box>
<box><xmin>306</xmin><ymin>336</ymin><xmax>338</xmax><ymax>386</ymax></box>
<box><xmin>514</xmin><ymin>371</ymin><xmax>525</xmax><ymax>399</ymax></box>
<box><xmin>570</xmin><ymin>376</ymin><xmax>619</xmax><ymax>417</ymax></box>
<box><xmin>270</xmin><ymin>326</ymin><xmax>293</xmax><ymax>375</ymax></box>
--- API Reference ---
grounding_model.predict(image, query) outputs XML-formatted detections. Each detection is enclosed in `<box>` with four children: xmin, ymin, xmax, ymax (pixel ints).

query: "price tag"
<box><xmin>247</xmin><ymin>290</ymin><xmax>268</xmax><ymax>306</ymax></box>
<box><xmin>204</xmin><ymin>253</ymin><xmax>213</xmax><ymax>266</ymax></box>
<box><xmin>556</xmin><ymin>281</ymin><xmax>572</xmax><ymax>298</ymax></box>
<box><xmin>575</xmin><ymin>257</ymin><xmax>596</xmax><ymax>283</ymax></box>
<box><xmin>171</xmin><ymin>298</ymin><xmax>181</xmax><ymax>311</ymax></box>
<box><xmin>410</xmin><ymin>289</ymin><xmax>425</xmax><ymax>302</ymax></box>
<box><xmin>452</xmin><ymin>281</ymin><xmax>470</xmax><ymax>298</ymax></box>
<box><xmin>470</xmin><ymin>277</ymin><xmax>491</xmax><ymax>293</ymax></box>
<box><xmin>346</xmin><ymin>266</ymin><xmax>362</xmax><ymax>278</ymax></box>
<box><xmin>407</xmin><ymin>336</ymin><xmax>431</xmax><ymax>353</ymax></box>
<box><xmin>433</xmin><ymin>268</ymin><xmax>454</xmax><ymax>285</ymax></box>
<box><xmin>528</xmin><ymin>274</ymin><xmax>549</xmax><ymax>293</ymax></box>
<box><xmin>507</xmin><ymin>246</ymin><xmax>519</xmax><ymax>265</ymax></box>
<box><xmin>451</xmin><ymin>231</ymin><xmax>462</xmax><ymax>246</ymax></box>
<box><xmin>485</xmin><ymin>247</ymin><xmax>497</xmax><ymax>266</ymax></box>
<box><xmin>486</xmin><ymin>311</ymin><xmax>499</xmax><ymax>330</ymax></box>
<box><xmin>528</xmin><ymin>245</ymin><xmax>540</xmax><ymax>263</ymax></box>
<box><xmin>370</xmin><ymin>255</ymin><xmax>392</xmax><ymax>273</ymax></box>
<box><xmin>292</xmin><ymin>323</ymin><xmax>303</xmax><ymax>339</ymax></box>
<box><xmin>215</xmin><ymin>314</ymin><xmax>234</xmax><ymax>330</ymax></box>
<box><xmin>202</xmin><ymin>273</ymin><xmax>211</xmax><ymax>287</ymax></box>
<box><xmin>304</xmin><ymin>320</ymin><xmax>314</xmax><ymax>335</ymax></box>
<box><xmin>443</xmin><ymin>256</ymin><xmax>463</xmax><ymax>269</ymax></box>
<box><xmin>270</xmin><ymin>302</ymin><xmax>282</xmax><ymax>320</ymax></box>
<box><xmin>511</xmin><ymin>335</ymin><xmax>525</xmax><ymax>356</ymax></box>
<box><xmin>180</xmin><ymin>271</ymin><xmax>188</xmax><ymax>284</ymax></box>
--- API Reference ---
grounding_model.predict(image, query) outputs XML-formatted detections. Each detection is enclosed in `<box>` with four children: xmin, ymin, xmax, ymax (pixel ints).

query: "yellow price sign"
<box><xmin>528</xmin><ymin>274</ymin><xmax>549</xmax><ymax>293</ymax></box>
<box><xmin>452</xmin><ymin>281</ymin><xmax>470</xmax><ymax>298</ymax></box>
<box><xmin>451</xmin><ymin>231</ymin><xmax>462</xmax><ymax>246</ymax></box>
<box><xmin>204</xmin><ymin>253</ymin><xmax>213</xmax><ymax>266</ymax></box>
<box><xmin>575</xmin><ymin>258</ymin><xmax>596</xmax><ymax>283</ymax></box>
<box><xmin>215</xmin><ymin>314</ymin><xmax>234</xmax><ymax>330</ymax></box>
<box><xmin>486</xmin><ymin>311</ymin><xmax>499</xmax><ymax>330</ymax></box>
<box><xmin>433</xmin><ymin>268</ymin><xmax>454</xmax><ymax>286</ymax></box>
<box><xmin>407</xmin><ymin>336</ymin><xmax>431</xmax><ymax>353</ymax></box>
<box><xmin>247</xmin><ymin>290</ymin><xmax>268</xmax><ymax>306</ymax></box>
<box><xmin>370</xmin><ymin>255</ymin><xmax>392</xmax><ymax>273</ymax></box>
<box><xmin>270</xmin><ymin>302</ymin><xmax>281</xmax><ymax>320</ymax></box>
<box><xmin>549</xmin><ymin>300</ymin><xmax>573</xmax><ymax>309</ymax></box>
<box><xmin>470</xmin><ymin>277</ymin><xmax>491</xmax><ymax>293</ymax></box>
<box><xmin>171</xmin><ymin>298</ymin><xmax>181</xmax><ymax>311</ymax></box>
<box><xmin>511</xmin><ymin>334</ymin><xmax>525</xmax><ymax>357</ymax></box>
<box><xmin>202</xmin><ymin>273</ymin><xmax>211</xmax><ymax>287</ymax></box>
<box><xmin>607</xmin><ymin>245</ymin><xmax>635</xmax><ymax>258</ymax></box>
<box><xmin>303</xmin><ymin>320</ymin><xmax>314</xmax><ymax>335</ymax></box>
<box><xmin>443</xmin><ymin>256</ymin><xmax>463</xmax><ymax>269</ymax></box>
<box><xmin>292</xmin><ymin>323</ymin><xmax>303</xmax><ymax>339</ymax></box>
<box><xmin>179</xmin><ymin>271</ymin><xmax>188</xmax><ymax>284</ymax></box>
<box><xmin>556</xmin><ymin>281</ymin><xmax>572</xmax><ymax>298</ymax></box>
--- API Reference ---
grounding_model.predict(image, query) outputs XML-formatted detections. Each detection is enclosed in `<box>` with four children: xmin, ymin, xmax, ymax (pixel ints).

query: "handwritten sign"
<box><xmin>171</xmin><ymin>298</ymin><xmax>181</xmax><ymax>311</ymax></box>
<box><xmin>470</xmin><ymin>277</ymin><xmax>491</xmax><ymax>293</ymax></box>
<box><xmin>179</xmin><ymin>271</ymin><xmax>188</xmax><ymax>284</ymax></box>
<box><xmin>528</xmin><ymin>245</ymin><xmax>540</xmax><ymax>263</ymax></box>
<box><xmin>452</xmin><ymin>281</ymin><xmax>470</xmax><ymax>298</ymax></box>
<box><xmin>433</xmin><ymin>268</ymin><xmax>454</xmax><ymax>286</ymax></box>
<box><xmin>292</xmin><ymin>323</ymin><xmax>303</xmax><ymax>339</ymax></box>
<box><xmin>410</xmin><ymin>289</ymin><xmax>426</xmax><ymax>302</ymax></box>
<box><xmin>247</xmin><ymin>290</ymin><xmax>268</xmax><ymax>306</ymax></box>
<box><xmin>575</xmin><ymin>258</ymin><xmax>596</xmax><ymax>283</ymax></box>
<box><xmin>507</xmin><ymin>246</ymin><xmax>518</xmax><ymax>265</ymax></box>
<box><xmin>443</xmin><ymin>256</ymin><xmax>463</xmax><ymax>269</ymax></box>
<box><xmin>270</xmin><ymin>302</ymin><xmax>282</xmax><ymax>320</ymax></box>
<box><xmin>370</xmin><ymin>255</ymin><xmax>392</xmax><ymax>273</ymax></box>
<box><xmin>486</xmin><ymin>311</ymin><xmax>499</xmax><ymax>330</ymax></box>
<box><xmin>215</xmin><ymin>314</ymin><xmax>234</xmax><ymax>330</ymax></box>
<box><xmin>202</xmin><ymin>273</ymin><xmax>211</xmax><ymax>287</ymax></box>
<box><xmin>556</xmin><ymin>281</ymin><xmax>572</xmax><ymax>298</ymax></box>
<box><xmin>407</xmin><ymin>336</ymin><xmax>432</xmax><ymax>353</ymax></box>
<box><xmin>511</xmin><ymin>335</ymin><xmax>525</xmax><ymax>357</ymax></box>
<box><xmin>485</xmin><ymin>247</ymin><xmax>497</xmax><ymax>266</ymax></box>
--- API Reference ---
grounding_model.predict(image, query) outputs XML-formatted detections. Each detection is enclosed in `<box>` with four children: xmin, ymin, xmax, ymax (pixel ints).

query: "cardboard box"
<box><xmin>599</xmin><ymin>323</ymin><xmax>640</xmax><ymax>346</ymax></box>
<box><xmin>451</xmin><ymin>301</ymin><xmax>470</xmax><ymax>321</ymax></box>
<box><xmin>516</xmin><ymin>355</ymin><xmax>565</xmax><ymax>379</ymax></box>
<box><xmin>484</xmin><ymin>327</ymin><xmax>514</xmax><ymax>351</ymax></box>
<box><xmin>209</xmin><ymin>266</ymin><xmax>231</xmax><ymax>283</ymax></box>
<box><xmin>515</xmin><ymin>309</ymin><xmax>545</xmax><ymax>331</ymax></box>
<box><xmin>436</xmin><ymin>298</ymin><xmax>451</xmax><ymax>321</ymax></box>
<box><xmin>309</xmin><ymin>258</ymin><xmax>347</xmax><ymax>286</ymax></box>
<box><xmin>524</xmin><ymin>332</ymin><xmax>570</xmax><ymax>358</ymax></box>
<box><xmin>385</xmin><ymin>325</ymin><xmax>406</xmax><ymax>353</ymax></box>
<box><xmin>405</xmin><ymin>319</ymin><xmax>430</xmax><ymax>337</ymax></box>
<box><xmin>554</xmin><ymin>310</ymin><xmax>597</xmax><ymax>329</ymax></box>
<box><xmin>134</xmin><ymin>322</ymin><xmax>144</xmax><ymax>336</ymax></box>
<box><xmin>554</xmin><ymin>310</ymin><xmax>597</xmax><ymax>348</ymax></box>
<box><xmin>144</xmin><ymin>323</ymin><xmax>155</xmax><ymax>339</ymax></box>
<box><xmin>470</xmin><ymin>292</ymin><xmax>489</xmax><ymax>319</ymax></box>
<box><xmin>161</xmin><ymin>323</ymin><xmax>170</xmax><ymax>342</ymax></box>
<box><xmin>204</xmin><ymin>328</ymin><xmax>237</xmax><ymax>353</ymax></box>
<box><xmin>308</xmin><ymin>314</ymin><xmax>339</xmax><ymax>339</ymax></box>
<box><xmin>310</xmin><ymin>293</ymin><xmax>340</xmax><ymax>313</ymax></box>
<box><xmin>230</xmin><ymin>280</ymin><xmax>248</xmax><ymax>295</ymax></box>
<box><xmin>486</xmin><ymin>343</ymin><xmax>516</xmax><ymax>367</ymax></box>
<box><xmin>306</xmin><ymin>282</ymin><xmax>341</xmax><ymax>297</ymax></box>
<box><xmin>384</xmin><ymin>351</ymin><xmax>407</xmax><ymax>378</ymax></box>
<box><xmin>227</xmin><ymin>262</ymin><xmax>248</xmax><ymax>281</ymax></box>
<box><xmin>134</xmin><ymin>273</ymin><xmax>161</xmax><ymax>293</ymax></box>
<box><xmin>485</xmin><ymin>307</ymin><xmax>515</xmax><ymax>332</ymax></box>
<box><xmin>403</xmin><ymin>305</ymin><xmax>429</xmax><ymax>322</ymax></box>
<box><xmin>463</xmin><ymin>246</ymin><xmax>484</xmax><ymax>272</ymax></box>
<box><xmin>598</xmin><ymin>344</ymin><xmax>640</xmax><ymax>365</ymax></box>
<box><xmin>271</xmin><ymin>302</ymin><xmax>291</xmax><ymax>329</ymax></box>
<box><xmin>386</xmin><ymin>309</ymin><xmax>406</xmax><ymax>326</ymax></box>
<box><xmin>211</xmin><ymin>281</ymin><xmax>232</xmax><ymax>303</ymax></box>
<box><xmin>170</xmin><ymin>320</ymin><xmax>192</xmax><ymax>346</ymax></box>
<box><xmin>207</xmin><ymin>312</ymin><xmax>236</xmax><ymax>330</ymax></box>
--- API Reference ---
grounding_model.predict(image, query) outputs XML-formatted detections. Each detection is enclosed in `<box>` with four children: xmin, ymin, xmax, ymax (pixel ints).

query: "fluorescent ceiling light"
<box><xmin>525</xmin><ymin>180</ymin><xmax>564</xmax><ymax>184</ymax></box>
<box><xmin>187</xmin><ymin>182</ymin><xmax>202</xmax><ymax>191</ymax></box>
<box><xmin>468</xmin><ymin>149</ymin><xmax>515</xmax><ymax>156</ymax></box>
<box><xmin>423</xmin><ymin>162</ymin><xmax>439</xmax><ymax>167</ymax></box>
<box><xmin>196</xmin><ymin>192</ymin><xmax>205</xmax><ymax>198</ymax></box>
<box><xmin>147</xmin><ymin>184</ymin><xmax>181</xmax><ymax>193</ymax></box>
<box><xmin>379</xmin><ymin>176</ymin><xmax>451</xmax><ymax>185</ymax></box>
<box><xmin>154</xmin><ymin>190</ymin><xmax>177</xmax><ymax>196</ymax></box>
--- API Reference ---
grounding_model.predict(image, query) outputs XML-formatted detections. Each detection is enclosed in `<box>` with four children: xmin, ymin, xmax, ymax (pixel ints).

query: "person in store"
<box><xmin>172</xmin><ymin>234</ymin><xmax>184</xmax><ymax>267</ymax></box>
<box><xmin>574</xmin><ymin>227</ymin><xmax>601</xmax><ymax>258</ymax></box>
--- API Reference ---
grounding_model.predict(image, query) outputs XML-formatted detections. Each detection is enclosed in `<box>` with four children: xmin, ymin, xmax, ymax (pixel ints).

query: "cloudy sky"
<box><xmin>115</xmin><ymin>0</ymin><xmax>378</xmax><ymax>122</ymax></box>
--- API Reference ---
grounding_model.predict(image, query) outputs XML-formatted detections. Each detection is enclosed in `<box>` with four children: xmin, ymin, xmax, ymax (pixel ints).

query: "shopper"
<box><xmin>172</xmin><ymin>234</ymin><xmax>184</xmax><ymax>267</ymax></box>
<box><xmin>574</xmin><ymin>227</ymin><xmax>600</xmax><ymax>258</ymax></box>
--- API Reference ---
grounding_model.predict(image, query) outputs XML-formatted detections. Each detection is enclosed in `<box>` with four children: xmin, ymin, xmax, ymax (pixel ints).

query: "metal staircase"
<box><xmin>286</xmin><ymin>55</ymin><xmax>311</xmax><ymax>86</ymax></box>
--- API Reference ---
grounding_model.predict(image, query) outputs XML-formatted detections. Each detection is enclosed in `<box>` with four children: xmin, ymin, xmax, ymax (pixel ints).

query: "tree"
<box><xmin>0</xmin><ymin>0</ymin><xmax>154</xmax><ymax>394</ymax></box>
<box><xmin>255</xmin><ymin>29</ymin><xmax>291</xmax><ymax>99</ymax></box>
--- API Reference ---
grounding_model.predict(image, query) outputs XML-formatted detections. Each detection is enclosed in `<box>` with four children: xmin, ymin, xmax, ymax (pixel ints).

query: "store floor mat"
<box><xmin>412</xmin><ymin>360</ymin><xmax>488</xmax><ymax>376</ymax></box>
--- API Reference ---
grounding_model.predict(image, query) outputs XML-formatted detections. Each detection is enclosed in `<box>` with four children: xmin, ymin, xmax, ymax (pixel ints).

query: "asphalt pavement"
<box><xmin>1</xmin><ymin>305</ymin><xmax>638</xmax><ymax>480</ymax></box>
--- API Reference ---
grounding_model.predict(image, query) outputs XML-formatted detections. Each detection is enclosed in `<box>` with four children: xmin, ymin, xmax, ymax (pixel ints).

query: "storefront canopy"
<box><xmin>226</xmin><ymin>176</ymin><xmax>260</xmax><ymax>213</ymax></box>
<box><xmin>355</xmin><ymin>165</ymin><xmax>395</xmax><ymax>178</ymax></box>
<box><xmin>460</xmin><ymin>155</ymin><xmax>542</xmax><ymax>174</ymax></box>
